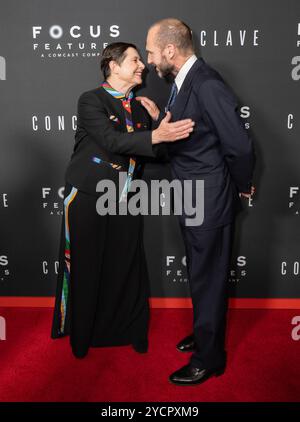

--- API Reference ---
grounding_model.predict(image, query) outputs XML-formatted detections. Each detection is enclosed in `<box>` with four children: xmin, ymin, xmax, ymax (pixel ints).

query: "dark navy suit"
<box><xmin>167</xmin><ymin>58</ymin><xmax>255</xmax><ymax>369</ymax></box>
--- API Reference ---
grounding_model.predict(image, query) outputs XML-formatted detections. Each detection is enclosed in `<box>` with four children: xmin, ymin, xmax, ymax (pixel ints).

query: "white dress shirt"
<box><xmin>175</xmin><ymin>54</ymin><xmax>198</xmax><ymax>92</ymax></box>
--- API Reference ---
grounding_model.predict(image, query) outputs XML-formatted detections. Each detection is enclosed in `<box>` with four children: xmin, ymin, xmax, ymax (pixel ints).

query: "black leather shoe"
<box><xmin>176</xmin><ymin>334</ymin><xmax>195</xmax><ymax>352</ymax></box>
<box><xmin>132</xmin><ymin>340</ymin><xmax>148</xmax><ymax>354</ymax></box>
<box><xmin>169</xmin><ymin>364</ymin><xmax>225</xmax><ymax>386</ymax></box>
<box><xmin>72</xmin><ymin>347</ymin><xmax>88</xmax><ymax>359</ymax></box>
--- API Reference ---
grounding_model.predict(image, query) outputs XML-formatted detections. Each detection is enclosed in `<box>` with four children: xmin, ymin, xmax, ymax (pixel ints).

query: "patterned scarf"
<box><xmin>102</xmin><ymin>81</ymin><xmax>136</xmax><ymax>202</ymax></box>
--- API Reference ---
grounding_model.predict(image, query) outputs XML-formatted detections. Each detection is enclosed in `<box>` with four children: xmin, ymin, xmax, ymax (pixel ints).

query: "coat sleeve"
<box><xmin>151</xmin><ymin>110</ymin><xmax>166</xmax><ymax>130</ymax></box>
<box><xmin>77</xmin><ymin>91</ymin><xmax>156</xmax><ymax>157</ymax></box>
<box><xmin>199</xmin><ymin>79</ymin><xmax>255</xmax><ymax>193</ymax></box>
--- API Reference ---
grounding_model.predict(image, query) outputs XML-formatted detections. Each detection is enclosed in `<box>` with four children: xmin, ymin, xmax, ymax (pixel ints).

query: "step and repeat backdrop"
<box><xmin>0</xmin><ymin>0</ymin><xmax>300</xmax><ymax>300</ymax></box>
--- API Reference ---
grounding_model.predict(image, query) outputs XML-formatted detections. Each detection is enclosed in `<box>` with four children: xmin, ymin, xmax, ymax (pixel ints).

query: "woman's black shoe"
<box><xmin>132</xmin><ymin>340</ymin><xmax>148</xmax><ymax>354</ymax></box>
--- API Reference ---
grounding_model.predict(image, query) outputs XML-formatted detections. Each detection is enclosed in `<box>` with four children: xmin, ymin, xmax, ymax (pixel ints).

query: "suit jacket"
<box><xmin>66</xmin><ymin>86</ymin><xmax>155</xmax><ymax>195</ymax></box>
<box><xmin>166</xmin><ymin>58</ymin><xmax>255</xmax><ymax>230</ymax></box>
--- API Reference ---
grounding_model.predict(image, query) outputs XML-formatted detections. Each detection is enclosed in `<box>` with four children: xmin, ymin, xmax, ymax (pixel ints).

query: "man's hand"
<box><xmin>151</xmin><ymin>111</ymin><xmax>195</xmax><ymax>144</ymax></box>
<box><xmin>136</xmin><ymin>96</ymin><xmax>160</xmax><ymax>121</ymax></box>
<box><xmin>240</xmin><ymin>186</ymin><xmax>256</xmax><ymax>199</ymax></box>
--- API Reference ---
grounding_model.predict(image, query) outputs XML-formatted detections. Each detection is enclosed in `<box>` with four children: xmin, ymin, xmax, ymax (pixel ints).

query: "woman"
<box><xmin>51</xmin><ymin>42</ymin><xmax>194</xmax><ymax>358</ymax></box>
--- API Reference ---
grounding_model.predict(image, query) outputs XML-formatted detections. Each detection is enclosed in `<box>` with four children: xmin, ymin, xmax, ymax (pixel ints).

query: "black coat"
<box><xmin>167</xmin><ymin>58</ymin><xmax>255</xmax><ymax>230</ymax></box>
<box><xmin>66</xmin><ymin>86</ymin><xmax>155</xmax><ymax>195</ymax></box>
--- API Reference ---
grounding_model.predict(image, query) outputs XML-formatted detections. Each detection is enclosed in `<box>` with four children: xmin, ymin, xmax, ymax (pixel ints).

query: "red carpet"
<box><xmin>0</xmin><ymin>308</ymin><xmax>299</xmax><ymax>402</ymax></box>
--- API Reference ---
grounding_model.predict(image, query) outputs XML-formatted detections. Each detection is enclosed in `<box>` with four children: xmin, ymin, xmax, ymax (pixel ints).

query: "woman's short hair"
<box><xmin>101</xmin><ymin>42</ymin><xmax>137</xmax><ymax>79</ymax></box>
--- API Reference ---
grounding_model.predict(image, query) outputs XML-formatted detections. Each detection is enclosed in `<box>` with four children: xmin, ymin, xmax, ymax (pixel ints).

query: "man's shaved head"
<box><xmin>149</xmin><ymin>18</ymin><xmax>194</xmax><ymax>54</ymax></box>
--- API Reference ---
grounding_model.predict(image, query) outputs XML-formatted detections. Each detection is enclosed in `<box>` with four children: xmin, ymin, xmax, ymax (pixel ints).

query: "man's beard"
<box><xmin>157</xmin><ymin>57</ymin><xmax>175</xmax><ymax>79</ymax></box>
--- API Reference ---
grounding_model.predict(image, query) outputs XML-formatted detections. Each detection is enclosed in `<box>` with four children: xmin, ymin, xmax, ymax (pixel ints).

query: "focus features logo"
<box><xmin>42</xmin><ymin>187</ymin><xmax>64</xmax><ymax>215</ymax></box>
<box><xmin>32</xmin><ymin>24</ymin><xmax>120</xmax><ymax>59</ymax></box>
<box><xmin>166</xmin><ymin>255</ymin><xmax>247</xmax><ymax>284</ymax></box>
<box><xmin>288</xmin><ymin>186</ymin><xmax>299</xmax><ymax>215</ymax></box>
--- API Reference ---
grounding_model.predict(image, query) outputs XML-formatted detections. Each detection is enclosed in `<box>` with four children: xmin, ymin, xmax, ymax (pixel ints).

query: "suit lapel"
<box><xmin>169</xmin><ymin>58</ymin><xmax>205</xmax><ymax>121</ymax></box>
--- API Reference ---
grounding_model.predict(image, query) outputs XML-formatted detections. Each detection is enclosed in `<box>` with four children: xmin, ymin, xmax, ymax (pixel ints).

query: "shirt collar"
<box><xmin>175</xmin><ymin>54</ymin><xmax>198</xmax><ymax>92</ymax></box>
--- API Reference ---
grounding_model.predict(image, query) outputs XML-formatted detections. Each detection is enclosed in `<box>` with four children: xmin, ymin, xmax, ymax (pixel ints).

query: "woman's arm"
<box><xmin>77</xmin><ymin>92</ymin><xmax>194</xmax><ymax>157</ymax></box>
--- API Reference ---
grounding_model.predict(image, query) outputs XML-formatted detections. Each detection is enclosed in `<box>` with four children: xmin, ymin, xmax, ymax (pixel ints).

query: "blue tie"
<box><xmin>165</xmin><ymin>82</ymin><xmax>178</xmax><ymax>111</ymax></box>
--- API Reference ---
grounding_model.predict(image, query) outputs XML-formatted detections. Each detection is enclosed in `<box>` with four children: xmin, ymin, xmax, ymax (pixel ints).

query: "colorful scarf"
<box><xmin>102</xmin><ymin>81</ymin><xmax>136</xmax><ymax>202</ymax></box>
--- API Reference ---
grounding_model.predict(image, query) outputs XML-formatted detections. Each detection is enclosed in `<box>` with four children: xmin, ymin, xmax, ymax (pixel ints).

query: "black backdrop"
<box><xmin>0</xmin><ymin>0</ymin><xmax>300</xmax><ymax>300</ymax></box>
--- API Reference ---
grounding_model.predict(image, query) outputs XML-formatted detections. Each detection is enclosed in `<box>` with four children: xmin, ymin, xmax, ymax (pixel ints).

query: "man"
<box><xmin>138</xmin><ymin>18</ymin><xmax>255</xmax><ymax>386</ymax></box>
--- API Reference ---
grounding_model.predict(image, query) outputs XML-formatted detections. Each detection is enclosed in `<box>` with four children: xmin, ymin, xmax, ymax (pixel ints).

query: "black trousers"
<box><xmin>180</xmin><ymin>222</ymin><xmax>234</xmax><ymax>369</ymax></box>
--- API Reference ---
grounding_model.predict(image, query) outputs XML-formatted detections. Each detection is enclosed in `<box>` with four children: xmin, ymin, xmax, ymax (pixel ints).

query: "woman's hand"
<box><xmin>151</xmin><ymin>111</ymin><xmax>195</xmax><ymax>144</ymax></box>
<box><xmin>136</xmin><ymin>96</ymin><xmax>160</xmax><ymax>121</ymax></box>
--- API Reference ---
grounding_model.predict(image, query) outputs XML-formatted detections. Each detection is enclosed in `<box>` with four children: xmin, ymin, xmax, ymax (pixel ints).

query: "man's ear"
<box><xmin>165</xmin><ymin>44</ymin><xmax>176</xmax><ymax>59</ymax></box>
<box><xmin>109</xmin><ymin>60</ymin><xmax>119</xmax><ymax>75</ymax></box>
